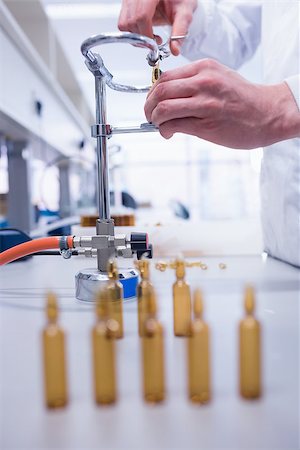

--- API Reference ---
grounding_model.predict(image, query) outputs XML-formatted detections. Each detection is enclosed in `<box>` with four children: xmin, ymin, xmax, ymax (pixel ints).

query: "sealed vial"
<box><xmin>142</xmin><ymin>290</ymin><xmax>165</xmax><ymax>403</ymax></box>
<box><xmin>136</xmin><ymin>259</ymin><xmax>154</xmax><ymax>337</ymax></box>
<box><xmin>107</xmin><ymin>260</ymin><xmax>124</xmax><ymax>338</ymax></box>
<box><xmin>173</xmin><ymin>258</ymin><xmax>191</xmax><ymax>336</ymax></box>
<box><xmin>188</xmin><ymin>289</ymin><xmax>211</xmax><ymax>404</ymax></box>
<box><xmin>92</xmin><ymin>289</ymin><xmax>119</xmax><ymax>405</ymax></box>
<box><xmin>239</xmin><ymin>285</ymin><xmax>261</xmax><ymax>399</ymax></box>
<box><xmin>42</xmin><ymin>292</ymin><xmax>68</xmax><ymax>408</ymax></box>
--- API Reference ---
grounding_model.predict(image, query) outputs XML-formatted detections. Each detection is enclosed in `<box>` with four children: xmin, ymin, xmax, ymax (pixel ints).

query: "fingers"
<box><xmin>159</xmin><ymin>117</ymin><xmax>201</xmax><ymax>139</ymax></box>
<box><xmin>149</xmin><ymin>94</ymin><xmax>222</xmax><ymax>128</ymax></box>
<box><xmin>136</xmin><ymin>18</ymin><xmax>154</xmax><ymax>38</ymax></box>
<box><xmin>153</xmin><ymin>34</ymin><xmax>163</xmax><ymax>45</ymax></box>
<box><xmin>118</xmin><ymin>0</ymin><xmax>197</xmax><ymax>52</ymax></box>
<box><xmin>146</xmin><ymin>61</ymin><xmax>201</xmax><ymax>102</ymax></box>
<box><xmin>118</xmin><ymin>1</ymin><xmax>136</xmax><ymax>33</ymax></box>
<box><xmin>145</xmin><ymin>77</ymin><xmax>197</xmax><ymax>120</ymax></box>
<box><xmin>170</xmin><ymin>9</ymin><xmax>194</xmax><ymax>55</ymax></box>
<box><xmin>118</xmin><ymin>0</ymin><xmax>159</xmax><ymax>37</ymax></box>
<box><xmin>145</xmin><ymin>60</ymin><xmax>226</xmax><ymax>124</ymax></box>
<box><xmin>150</xmin><ymin>98</ymin><xmax>202</xmax><ymax>125</ymax></box>
<box><xmin>159</xmin><ymin>117</ymin><xmax>225</xmax><ymax>148</ymax></box>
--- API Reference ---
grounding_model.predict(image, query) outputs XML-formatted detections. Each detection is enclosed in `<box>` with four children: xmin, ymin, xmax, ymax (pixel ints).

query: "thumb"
<box><xmin>170</xmin><ymin>9</ymin><xmax>193</xmax><ymax>56</ymax></box>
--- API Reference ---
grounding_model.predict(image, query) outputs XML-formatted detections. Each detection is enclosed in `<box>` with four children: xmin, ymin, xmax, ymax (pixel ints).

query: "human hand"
<box><xmin>145</xmin><ymin>59</ymin><xmax>300</xmax><ymax>149</ymax></box>
<box><xmin>118</xmin><ymin>0</ymin><xmax>197</xmax><ymax>55</ymax></box>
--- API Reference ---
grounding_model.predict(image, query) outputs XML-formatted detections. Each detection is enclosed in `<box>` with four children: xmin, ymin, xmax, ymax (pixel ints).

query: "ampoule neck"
<box><xmin>107</xmin><ymin>260</ymin><xmax>119</xmax><ymax>282</ymax></box>
<box><xmin>175</xmin><ymin>259</ymin><xmax>186</xmax><ymax>280</ymax></box>
<box><xmin>138</xmin><ymin>260</ymin><xmax>150</xmax><ymax>281</ymax></box>
<box><xmin>46</xmin><ymin>292</ymin><xmax>58</xmax><ymax>324</ymax></box>
<box><xmin>141</xmin><ymin>273</ymin><xmax>150</xmax><ymax>282</ymax></box>
<box><xmin>244</xmin><ymin>286</ymin><xmax>255</xmax><ymax>316</ymax></box>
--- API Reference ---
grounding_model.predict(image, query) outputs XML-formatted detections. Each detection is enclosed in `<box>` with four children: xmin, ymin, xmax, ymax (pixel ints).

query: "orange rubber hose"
<box><xmin>0</xmin><ymin>236</ymin><xmax>73</xmax><ymax>266</ymax></box>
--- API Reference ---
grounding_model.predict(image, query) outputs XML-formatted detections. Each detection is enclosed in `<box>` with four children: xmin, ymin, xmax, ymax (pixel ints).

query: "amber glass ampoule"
<box><xmin>173</xmin><ymin>258</ymin><xmax>191</xmax><ymax>336</ymax></box>
<box><xmin>107</xmin><ymin>260</ymin><xmax>124</xmax><ymax>338</ymax></box>
<box><xmin>187</xmin><ymin>289</ymin><xmax>211</xmax><ymax>404</ymax></box>
<box><xmin>142</xmin><ymin>290</ymin><xmax>165</xmax><ymax>403</ymax></box>
<box><xmin>92</xmin><ymin>289</ymin><xmax>119</xmax><ymax>405</ymax></box>
<box><xmin>239</xmin><ymin>285</ymin><xmax>261</xmax><ymax>399</ymax></box>
<box><xmin>152</xmin><ymin>61</ymin><xmax>161</xmax><ymax>85</ymax></box>
<box><xmin>136</xmin><ymin>259</ymin><xmax>154</xmax><ymax>337</ymax></box>
<box><xmin>42</xmin><ymin>292</ymin><xmax>68</xmax><ymax>408</ymax></box>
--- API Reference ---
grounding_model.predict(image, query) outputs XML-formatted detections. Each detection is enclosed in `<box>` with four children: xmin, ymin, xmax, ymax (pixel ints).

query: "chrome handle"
<box><xmin>81</xmin><ymin>32</ymin><xmax>160</xmax><ymax>93</ymax></box>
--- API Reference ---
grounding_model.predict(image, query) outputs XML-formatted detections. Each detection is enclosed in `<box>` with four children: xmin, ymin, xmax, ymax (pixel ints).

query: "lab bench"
<box><xmin>0</xmin><ymin>254</ymin><xmax>299</xmax><ymax>449</ymax></box>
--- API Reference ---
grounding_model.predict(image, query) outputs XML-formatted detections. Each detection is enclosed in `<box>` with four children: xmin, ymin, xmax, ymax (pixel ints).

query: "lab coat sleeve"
<box><xmin>181</xmin><ymin>0</ymin><xmax>262</xmax><ymax>70</ymax></box>
<box><xmin>285</xmin><ymin>75</ymin><xmax>300</xmax><ymax>112</ymax></box>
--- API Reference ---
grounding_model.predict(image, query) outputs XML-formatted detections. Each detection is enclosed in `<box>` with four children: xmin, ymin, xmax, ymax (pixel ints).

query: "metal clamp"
<box><xmin>91</xmin><ymin>122</ymin><xmax>158</xmax><ymax>138</ymax></box>
<box><xmin>81</xmin><ymin>32</ymin><xmax>161</xmax><ymax>93</ymax></box>
<box><xmin>91</xmin><ymin>124</ymin><xmax>112</xmax><ymax>138</ymax></box>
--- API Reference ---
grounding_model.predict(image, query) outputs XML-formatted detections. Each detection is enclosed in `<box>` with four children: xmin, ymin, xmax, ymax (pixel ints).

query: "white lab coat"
<box><xmin>182</xmin><ymin>0</ymin><xmax>300</xmax><ymax>267</ymax></box>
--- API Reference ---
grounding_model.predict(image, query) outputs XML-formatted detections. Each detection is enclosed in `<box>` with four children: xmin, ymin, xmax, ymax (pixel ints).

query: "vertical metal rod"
<box><xmin>94</xmin><ymin>74</ymin><xmax>115</xmax><ymax>272</ymax></box>
<box><xmin>95</xmin><ymin>75</ymin><xmax>110</xmax><ymax>219</ymax></box>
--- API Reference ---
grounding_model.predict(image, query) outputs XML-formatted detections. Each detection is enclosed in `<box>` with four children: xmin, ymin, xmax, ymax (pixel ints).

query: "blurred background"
<box><xmin>0</xmin><ymin>0</ymin><xmax>263</xmax><ymax>254</ymax></box>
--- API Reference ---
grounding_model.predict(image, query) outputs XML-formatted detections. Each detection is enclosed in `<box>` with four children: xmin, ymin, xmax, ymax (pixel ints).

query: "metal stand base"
<box><xmin>75</xmin><ymin>268</ymin><xmax>139</xmax><ymax>302</ymax></box>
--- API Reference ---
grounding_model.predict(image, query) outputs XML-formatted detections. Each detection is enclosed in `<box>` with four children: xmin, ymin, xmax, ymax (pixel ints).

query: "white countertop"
<box><xmin>0</xmin><ymin>254</ymin><xmax>299</xmax><ymax>450</ymax></box>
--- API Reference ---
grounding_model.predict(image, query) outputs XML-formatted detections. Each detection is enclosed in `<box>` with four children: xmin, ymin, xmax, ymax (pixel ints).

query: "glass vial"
<box><xmin>136</xmin><ymin>259</ymin><xmax>154</xmax><ymax>337</ymax></box>
<box><xmin>92</xmin><ymin>289</ymin><xmax>119</xmax><ymax>405</ymax></box>
<box><xmin>239</xmin><ymin>285</ymin><xmax>261</xmax><ymax>399</ymax></box>
<box><xmin>142</xmin><ymin>289</ymin><xmax>165</xmax><ymax>403</ymax></box>
<box><xmin>107</xmin><ymin>259</ymin><xmax>124</xmax><ymax>338</ymax></box>
<box><xmin>173</xmin><ymin>258</ymin><xmax>191</xmax><ymax>336</ymax></box>
<box><xmin>187</xmin><ymin>289</ymin><xmax>211</xmax><ymax>404</ymax></box>
<box><xmin>42</xmin><ymin>292</ymin><xmax>68</xmax><ymax>408</ymax></box>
